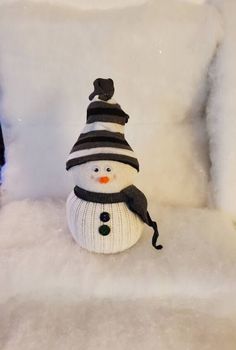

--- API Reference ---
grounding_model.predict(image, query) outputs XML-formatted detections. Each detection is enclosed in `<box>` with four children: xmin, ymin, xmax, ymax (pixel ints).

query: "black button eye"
<box><xmin>106</xmin><ymin>168</ymin><xmax>111</xmax><ymax>172</ymax></box>
<box><xmin>94</xmin><ymin>168</ymin><xmax>99</xmax><ymax>173</ymax></box>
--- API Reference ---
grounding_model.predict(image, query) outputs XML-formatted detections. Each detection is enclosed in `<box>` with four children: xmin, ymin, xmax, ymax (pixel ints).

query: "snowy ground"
<box><xmin>1</xmin><ymin>200</ymin><xmax>236</xmax><ymax>349</ymax></box>
<box><xmin>1</xmin><ymin>296</ymin><xmax>236</xmax><ymax>350</ymax></box>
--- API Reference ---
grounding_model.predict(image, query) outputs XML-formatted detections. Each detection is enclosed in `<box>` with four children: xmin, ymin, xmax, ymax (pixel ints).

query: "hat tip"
<box><xmin>89</xmin><ymin>78</ymin><xmax>115</xmax><ymax>101</ymax></box>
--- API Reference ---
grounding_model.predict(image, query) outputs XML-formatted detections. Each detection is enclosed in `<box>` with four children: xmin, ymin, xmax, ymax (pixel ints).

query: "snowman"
<box><xmin>66</xmin><ymin>78</ymin><xmax>162</xmax><ymax>254</ymax></box>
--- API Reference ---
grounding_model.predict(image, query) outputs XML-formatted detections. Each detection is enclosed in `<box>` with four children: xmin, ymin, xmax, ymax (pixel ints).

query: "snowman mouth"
<box><xmin>98</xmin><ymin>176</ymin><xmax>110</xmax><ymax>184</ymax></box>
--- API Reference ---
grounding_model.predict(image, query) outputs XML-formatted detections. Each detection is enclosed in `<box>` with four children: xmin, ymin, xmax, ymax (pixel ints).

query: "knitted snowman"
<box><xmin>66</xmin><ymin>78</ymin><xmax>162</xmax><ymax>254</ymax></box>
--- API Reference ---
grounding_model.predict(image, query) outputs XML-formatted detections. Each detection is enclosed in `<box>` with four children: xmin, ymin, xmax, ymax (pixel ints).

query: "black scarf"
<box><xmin>74</xmin><ymin>185</ymin><xmax>162</xmax><ymax>251</ymax></box>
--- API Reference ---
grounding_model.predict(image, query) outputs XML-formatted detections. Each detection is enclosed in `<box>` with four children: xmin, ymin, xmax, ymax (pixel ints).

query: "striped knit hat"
<box><xmin>66</xmin><ymin>78</ymin><xmax>139</xmax><ymax>172</ymax></box>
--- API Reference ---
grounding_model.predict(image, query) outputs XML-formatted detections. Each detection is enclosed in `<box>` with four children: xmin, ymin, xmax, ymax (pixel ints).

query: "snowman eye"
<box><xmin>92</xmin><ymin>166</ymin><xmax>100</xmax><ymax>173</ymax></box>
<box><xmin>106</xmin><ymin>167</ymin><xmax>112</xmax><ymax>172</ymax></box>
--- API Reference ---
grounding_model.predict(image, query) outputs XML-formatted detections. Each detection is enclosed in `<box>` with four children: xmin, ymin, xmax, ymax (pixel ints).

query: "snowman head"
<box><xmin>70</xmin><ymin>160</ymin><xmax>137</xmax><ymax>193</ymax></box>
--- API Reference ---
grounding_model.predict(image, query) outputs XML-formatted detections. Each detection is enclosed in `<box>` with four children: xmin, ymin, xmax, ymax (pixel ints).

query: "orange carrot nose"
<box><xmin>99</xmin><ymin>176</ymin><xmax>110</xmax><ymax>184</ymax></box>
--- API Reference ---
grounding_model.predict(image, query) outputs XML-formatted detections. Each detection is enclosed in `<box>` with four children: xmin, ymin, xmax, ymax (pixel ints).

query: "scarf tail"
<box><xmin>147</xmin><ymin>211</ymin><xmax>163</xmax><ymax>250</ymax></box>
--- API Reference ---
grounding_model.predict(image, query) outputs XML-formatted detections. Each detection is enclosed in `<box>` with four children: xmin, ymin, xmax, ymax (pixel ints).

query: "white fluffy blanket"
<box><xmin>1</xmin><ymin>200</ymin><xmax>236</xmax><ymax>349</ymax></box>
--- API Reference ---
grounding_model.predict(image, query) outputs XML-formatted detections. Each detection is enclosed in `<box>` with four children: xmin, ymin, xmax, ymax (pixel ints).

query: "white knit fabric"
<box><xmin>66</xmin><ymin>191</ymin><xmax>144</xmax><ymax>254</ymax></box>
<box><xmin>69</xmin><ymin>161</ymin><xmax>138</xmax><ymax>193</ymax></box>
<box><xmin>82</xmin><ymin>122</ymin><xmax>124</xmax><ymax>134</ymax></box>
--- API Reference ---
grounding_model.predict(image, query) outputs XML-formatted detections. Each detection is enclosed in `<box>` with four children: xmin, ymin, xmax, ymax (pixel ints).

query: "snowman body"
<box><xmin>66</xmin><ymin>160</ymin><xmax>144</xmax><ymax>254</ymax></box>
<box><xmin>66</xmin><ymin>191</ymin><xmax>143</xmax><ymax>254</ymax></box>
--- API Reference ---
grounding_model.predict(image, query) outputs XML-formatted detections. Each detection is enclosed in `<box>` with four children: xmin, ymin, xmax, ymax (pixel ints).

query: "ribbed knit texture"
<box><xmin>66</xmin><ymin>191</ymin><xmax>144</xmax><ymax>254</ymax></box>
<box><xmin>66</xmin><ymin>92</ymin><xmax>139</xmax><ymax>172</ymax></box>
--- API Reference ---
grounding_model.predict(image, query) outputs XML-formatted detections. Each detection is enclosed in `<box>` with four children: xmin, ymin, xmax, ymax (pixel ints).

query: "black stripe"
<box><xmin>87</xmin><ymin>114</ymin><xmax>127</xmax><ymax>125</ymax></box>
<box><xmin>87</xmin><ymin>107</ymin><xmax>129</xmax><ymax>120</ymax></box>
<box><xmin>74</xmin><ymin>186</ymin><xmax>125</xmax><ymax>203</ymax></box>
<box><xmin>73</xmin><ymin>136</ymin><xmax>129</xmax><ymax>147</ymax></box>
<box><xmin>72</xmin><ymin>141</ymin><xmax>132</xmax><ymax>152</ymax></box>
<box><xmin>79</xmin><ymin>130</ymin><xmax>125</xmax><ymax>141</ymax></box>
<box><xmin>66</xmin><ymin>153</ymin><xmax>139</xmax><ymax>171</ymax></box>
<box><xmin>88</xmin><ymin>101</ymin><xmax>121</xmax><ymax>110</ymax></box>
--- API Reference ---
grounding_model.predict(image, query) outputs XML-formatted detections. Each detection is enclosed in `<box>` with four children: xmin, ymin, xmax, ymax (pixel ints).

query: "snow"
<box><xmin>0</xmin><ymin>0</ymin><xmax>149</xmax><ymax>10</ymax></box>
<box><xmin>206</xmin><ymin>0</ymin><xmax>236</xmax><ymax>219</ymax></box>
<box><xmin>0</xmin><ymin>0</ymin><xmax>207</xmax><ymax>10</ymax></box>
<box><xmin>0</xmin><ymin>199</ymin><xmax>236</xmax><ymax>348</ymax></box>
<box><xmin>1</xmin><ymin>200</ymin><xmax>236</xmax><ymax>300</ymax></box>
<box><xmin>1</xmin><ymin>297</ymin><xmax>236</xmax><ymax>350</ymax></box>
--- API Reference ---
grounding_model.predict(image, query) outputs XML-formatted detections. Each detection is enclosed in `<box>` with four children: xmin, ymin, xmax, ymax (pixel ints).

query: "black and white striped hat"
<box><xmin>66</xmin><ymin>78</ymin><xmax>139</xmax><ymax>172</ymax></box>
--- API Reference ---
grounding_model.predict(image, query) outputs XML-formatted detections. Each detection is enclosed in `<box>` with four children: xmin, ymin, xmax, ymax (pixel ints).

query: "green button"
<box><xmin>99</xmin><ymin>225</ymin><xmax>110</xmax><ymax>236</ymax></box>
